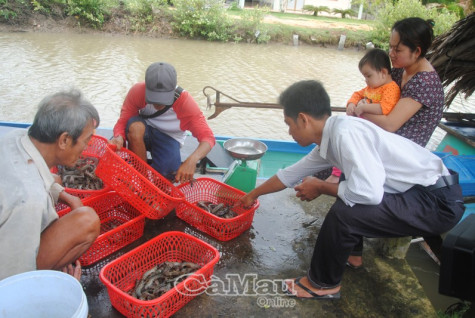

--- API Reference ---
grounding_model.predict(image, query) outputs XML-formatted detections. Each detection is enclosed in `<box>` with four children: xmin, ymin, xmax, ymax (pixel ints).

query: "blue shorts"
<box><xmin>126</xmin><ymin>116</ymin><xmax>181</xmax><ymax>178</ymax></box>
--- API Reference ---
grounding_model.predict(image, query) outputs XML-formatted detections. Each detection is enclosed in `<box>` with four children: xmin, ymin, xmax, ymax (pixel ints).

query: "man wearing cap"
<box><xmin>110</xmin><ymin>62</ymin><xmax>215</xmax><ymax>183</ymax></box>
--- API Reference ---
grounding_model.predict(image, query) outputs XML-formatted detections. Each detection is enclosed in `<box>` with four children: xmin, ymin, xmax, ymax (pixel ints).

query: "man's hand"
<box><xmin>109</xmin><ymin>135</ymin><xmax>124</xmax><ymax>150</ymax></box>
<box><xmin>236</xmin><ymin>192</ymin><xmax>257</xmax><ymax>209</ymax></box>
<box><xmin>62</xmin><ymin>260</ymin><xmax>82</xmax><ymax>282</ymax></box>
<box><xmin>175</xmin><ymin>159</ymin><xmax>196</xmax><ymax>183</ymax></box>
<box><xmin>59</xmin><ymin>191</ymin><xmax>83</xmax><ymax>210</ymax></box>
<box><xmin>294</xmin><ymin>176</ymin><xmax>324</xmax><ymax>201</ymax></box>
<box><xmin>52</xmin><ymin>173</ymin><xmax>62</xmax><ymax>185</ymax></box>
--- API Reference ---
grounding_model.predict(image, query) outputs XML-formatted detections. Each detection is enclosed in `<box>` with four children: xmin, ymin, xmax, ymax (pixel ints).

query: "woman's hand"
<box><xmin>363</xmin><ymin>97</ymin><xmax>422</xmax><ymax>132</ymax></box>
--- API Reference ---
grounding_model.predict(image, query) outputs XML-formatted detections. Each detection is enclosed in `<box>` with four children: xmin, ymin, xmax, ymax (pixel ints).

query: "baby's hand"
<box><xmin>356</xmin><ymin>99</ymin><xmax>367</xmax><ymax>106</ymax></box>
<box><xmin>346</xmin><ymin>103</ymin><xmax>357</xmax><ymax>116</ymax></box>
<box><xmin>354</xmin><ymin>105</ymin><xmax>365</xmax><ymax>116</ymax></box>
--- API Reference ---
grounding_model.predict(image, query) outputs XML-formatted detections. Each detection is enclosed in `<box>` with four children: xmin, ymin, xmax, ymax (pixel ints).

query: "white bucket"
<box><xmin>0</xmin><ymin>270</ymin><xmax>88</xmax><ymax>318</ymax></box>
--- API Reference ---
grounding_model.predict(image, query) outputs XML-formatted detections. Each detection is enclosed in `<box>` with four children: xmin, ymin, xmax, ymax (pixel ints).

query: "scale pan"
<box><xmin>223</xmin><ymin>138</ymin><xmax>268</xmax><ymax>160</ymax></box>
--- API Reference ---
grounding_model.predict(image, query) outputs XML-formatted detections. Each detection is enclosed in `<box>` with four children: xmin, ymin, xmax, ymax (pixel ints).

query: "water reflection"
<box><xmin>0</xmin><ymin>31</ymin><xmax>365</xmax><ymax>140</ymax></box>
<box><xmin>0</xmin><ymin>31</ymin><xmax>473</xmax><ymax>147</ymax></box>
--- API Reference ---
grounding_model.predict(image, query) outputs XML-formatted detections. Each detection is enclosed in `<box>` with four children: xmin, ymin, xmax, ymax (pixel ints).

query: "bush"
<box><xmin>332</xmin><ymin>8</ymin><xmax>355</xmax><ymax>19</ymax></box>
<box><xmin>302</xmin><ymin>5</ymin><xmax>330</xmax><ymax>16</ymax></box>
<box><xmin>0</xmin><ymin>0</ymin><xmax>30</xmax><ymax>22</ymax></box>
<box><xmin>171</xmin><ymin>0</ymin><xmax>234</xmax><ymax>41</ymax></box>
<box><xmin>235</xmin><ymin>6</ymin><xmax>270</xmax><ymax>43</ymax></box>
<box><xmin>124</xmin><ymin>0</ymin><xmax>169</xmax><ymax>32</ymax></box>
<box><xmin>371</xmin><ymin>0</ymin><xmax>459</xmax><ymax>49</ymax></box>
<box><xmin>125</xmin><ymin>0</ymin><xmax>167</xmax><ymax>17</ymax></box>
<box><xmin>65</xmin><ymin>0</ymin><xmax>114</xmax><ymax>28</ymax></box>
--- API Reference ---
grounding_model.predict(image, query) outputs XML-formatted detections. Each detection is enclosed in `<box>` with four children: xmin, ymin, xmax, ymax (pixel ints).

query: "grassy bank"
<box><xmin>0</xmin><ymin>0</ymin><xmax>461</xmax><ymax>49</ymax></box>
<box><xmin>0</xmin><ymin>0</ymin><xmax>373</xmax><ymax>48</ymax></box>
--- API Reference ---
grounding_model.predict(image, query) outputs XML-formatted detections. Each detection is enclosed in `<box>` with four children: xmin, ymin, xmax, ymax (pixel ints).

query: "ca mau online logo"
<box><xmin>173</xmin><ymin>273</ymin><xmax>293</xmax><ymax>297</ymax></box>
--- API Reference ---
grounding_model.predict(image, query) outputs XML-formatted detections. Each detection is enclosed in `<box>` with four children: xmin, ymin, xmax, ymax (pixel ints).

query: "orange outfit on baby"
<box><xmin>347</xmin><ymin>81</ymin><xmax>400</xmax><ymax>115</ymax></box>
<box><xmin>330</xmin><ymin>81</ymin><xmax>401</xmax><ymax>179</ymax></box>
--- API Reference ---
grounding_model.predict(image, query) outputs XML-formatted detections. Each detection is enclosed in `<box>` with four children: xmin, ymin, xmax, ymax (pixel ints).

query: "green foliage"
<box><xmin>0</xmin><ymin>0</ymin><xmax>28</xmax><ymax>22</ymax></box>
<box><xmin>332</xmin><ymin>8</ymin><xmax>355</xmax><ymax>18</ymax></box>
<box><xmin>446</xmin><ymin>3</ymin><xmax>464</xmax><ymax>18</ymax></box>
<box><xmin>350</xmin><ymin>0</ymin><xmax>387</xmax><ymax>17</ymax></box>
<box><xmin>371</xmin><ymin>0</ymin><xmax>459</xmax><ymax>49</ymax></box>
<box><xmin>436</xmin><ymin>301</ymin><xmax>471</xmax><ymax>318</ymax></box>
<box><xmin>303</xmin><ymin>5</ymin><xmax>330</xmax><ymax>16</ymax></box>
<box><xmin>235</xmin><ymin>6</ymin><xmax>270</xmax><ymax>43</ymax></box>
<box><xmin>0</xmin><ymin>7</ymin><xmax>16</xmax><ymax>20</ymax></box>
<box><xmin>125</xmin><ymin>0</ymin><xmax>168</xmax><ymax>32</ymax></box>
<box><xmin>171</xmin><ymin>0</ymin><xmax>234</xmax><ymax>41</ymax></box>
<box><xmin>125</xmin><ymin>0</ymin><xmax>166</xmax><ymax>17</ymax></box>
<box><xmin>0</xmin><ymin>0</ymin><xmax>374</xmax><ymax>47</ymax></box>
<box><xmin>32</xmin><ymin>0</ymin><xmax>52</xmax><ymax>13</ymax></box>
<box><xmin>65</xmin><ymin>0</ymin><xmax>109</xmax><ymax>28</ymax></box>
<box><xmin>227</xmin><ymin>1</ymin><xmax>241</xmax><ymax>11</ymax></box>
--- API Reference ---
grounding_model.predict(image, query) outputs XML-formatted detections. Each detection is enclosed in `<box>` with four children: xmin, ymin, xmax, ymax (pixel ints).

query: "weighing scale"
<box><xmin>222</xmin><ymin>138</ymin><xmax>268</xmax><ymax>193</ymax></box>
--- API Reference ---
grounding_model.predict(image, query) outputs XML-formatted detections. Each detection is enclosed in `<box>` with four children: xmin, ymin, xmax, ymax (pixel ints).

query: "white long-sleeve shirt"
<box><xmin>276</xmin><ymin>116</ymin><xmax>449</xmax><ymax>207</ymax></box>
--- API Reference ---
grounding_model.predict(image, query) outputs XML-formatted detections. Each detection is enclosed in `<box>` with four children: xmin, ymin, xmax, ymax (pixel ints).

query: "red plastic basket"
<box><xmin>99</xmin><ymin>231</ymin><xmax>220</xmax><ymax>318</ymax></box>
<box><xmin>52</xmin><ymin>135</ymin><xmax>111</xmax><ymax>211</ymax></box>
<box><xmin>175</xmin><ymin>178</ymin><xmax>259</xmax><ymax>241</ymax></box>
<box><xmin>57</xmin><ymin>191</ymin><xmax>146</xmax><ymax>266</ymax></box>
<box><xmin>95</xmin><ymin>145</ymin><xmax>185</xmax><ymax>220</ymax></box>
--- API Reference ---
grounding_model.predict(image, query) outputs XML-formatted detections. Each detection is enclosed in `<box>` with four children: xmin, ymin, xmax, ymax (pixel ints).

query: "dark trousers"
<box><xmin>307</xmin><ymin>183</ymin><xmax>465</xmax><ymax>288</ymax></box>
<box><xmin>126</xmin><ymin>116</ymin><xmax>181</xmax><ymax>177</ymax></box>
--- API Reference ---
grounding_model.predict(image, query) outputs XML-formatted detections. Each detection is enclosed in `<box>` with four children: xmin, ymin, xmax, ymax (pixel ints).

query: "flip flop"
<box><xmin>346</xmin><ymin>261</ymin><xmax>363</xmax><ymax>270</ymax></box>
<box><xmin>282</xmin><ymin>276</ymin><xmax>341</xmax><ymax>300</ymax></box>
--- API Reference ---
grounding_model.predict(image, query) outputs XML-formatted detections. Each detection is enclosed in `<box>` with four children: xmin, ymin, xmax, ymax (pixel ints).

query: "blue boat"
<box><xmin>1</xmin><ymin>118</ymin><xmax>473</xmax><ymax>212</ymax></box>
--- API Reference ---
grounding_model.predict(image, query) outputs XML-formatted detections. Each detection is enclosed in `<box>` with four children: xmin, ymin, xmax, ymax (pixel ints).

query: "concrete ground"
<box><xmin>84</xmin><ymin>176</ymin><xmax>438</xmax><ymax>318</ymax></box>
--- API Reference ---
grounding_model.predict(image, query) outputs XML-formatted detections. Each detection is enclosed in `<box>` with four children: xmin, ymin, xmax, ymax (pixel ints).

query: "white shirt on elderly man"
<box><xmin>0</xmin><ymin>129</ymin><xmax>63</xmax><ymax>280</ymax></box>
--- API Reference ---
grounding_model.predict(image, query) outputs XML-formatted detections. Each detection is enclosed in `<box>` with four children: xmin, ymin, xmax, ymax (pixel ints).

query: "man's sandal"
<box><xmin>346</xmin><ymin>261</ymin><xmax>363</xmax><ymax>270</ymax></box>
<box><xmin>282</xmin><ymin>276</ymin><xmax>341</xmax><ymax>300</ymax></box>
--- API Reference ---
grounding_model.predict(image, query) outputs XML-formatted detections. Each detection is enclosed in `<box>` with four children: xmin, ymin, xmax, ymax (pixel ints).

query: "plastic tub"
<box><xmin>0</xmin><ymin>270</ymin><xmax>88</xmax><ymax>318</ymax></box>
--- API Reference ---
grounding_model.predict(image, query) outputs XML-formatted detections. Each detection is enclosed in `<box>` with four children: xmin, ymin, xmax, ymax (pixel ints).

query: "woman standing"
<box><xmin>364</xmin><ymin>17</ymin><xmax>445</xmax><ymax>147</ymax></box>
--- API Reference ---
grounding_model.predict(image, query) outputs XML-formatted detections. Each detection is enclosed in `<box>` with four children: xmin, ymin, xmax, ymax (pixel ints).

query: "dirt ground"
<box><xmin>262</xmin><ymin>14</ymin><xmax>372</xmax><ymax>31</ymax></box>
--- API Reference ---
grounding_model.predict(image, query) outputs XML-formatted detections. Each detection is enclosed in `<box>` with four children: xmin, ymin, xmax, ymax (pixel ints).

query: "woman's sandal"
<box><xmin>282</xmin><ymin>276</ymin><xmax>341</xmax><ymax>300</ymax></box>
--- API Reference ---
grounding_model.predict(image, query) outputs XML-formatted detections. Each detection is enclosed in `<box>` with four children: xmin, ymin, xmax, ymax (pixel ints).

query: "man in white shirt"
<box><xmin>239</xmin><ymin>80</ymin><xmax>464</xmax><ymax>299</ymax></box>
<box><xmin>0</xmin><ymin>90</ymin><xmax>101</xmax><ymax>281</ymax></box>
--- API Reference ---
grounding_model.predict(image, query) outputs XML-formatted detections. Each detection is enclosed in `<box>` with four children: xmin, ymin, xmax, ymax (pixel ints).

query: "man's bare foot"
<box><xmin>62</xmin><ymin>260</ymin><xmax>82</xmax><ymax>282</ymax></box>
<box><xmin>347</xmin><ymin>255</ymin><xmax>363</xmax><ymax>268</ymax></box>
<box><xmin>284</xmin><ymin>276</ymin><xmax>340</xmax><ymax>298</ymax></box>
<box><xmin>325</xmin><ymin>174</ymin><xmax>340</xmax><ymax>184</ymax></box>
